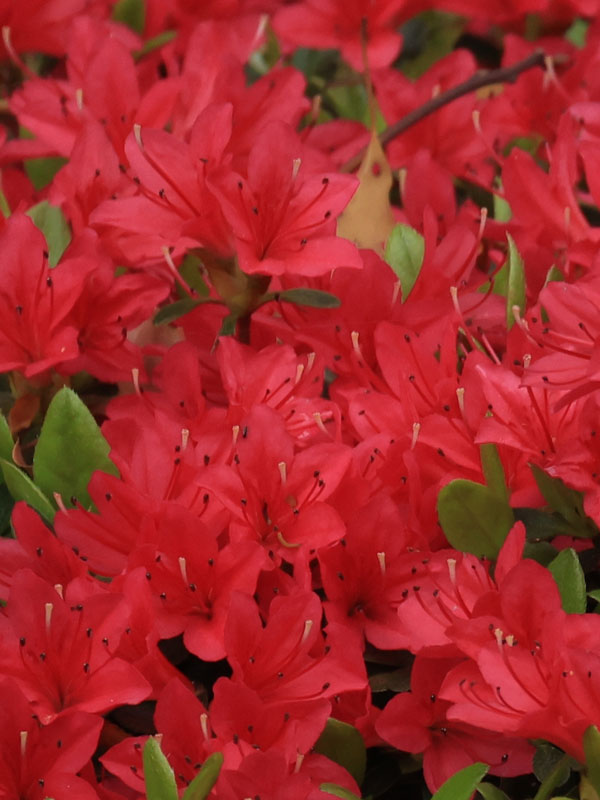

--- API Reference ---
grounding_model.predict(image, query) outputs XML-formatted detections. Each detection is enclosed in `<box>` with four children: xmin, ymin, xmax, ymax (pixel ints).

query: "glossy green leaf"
<box><xmin>182</xmin><ymin>753</ymin><xmax>224</xmax><ymax>800</ymax></box>
<box><xmin>513</xmin><ymin>508</ymin><xmax>577</xmax><ymax>541</ymax></box>
<box><xmin>384</xmin><ymin>223</ymin><xmax>425</xmax><ymax>302</ymax></box>
<box><xmin>0</xmin><ymin>413</ymin><xmax>14</xmax><ymax>462</ymax></box>
<box><xmin>437</xmin><ymin>479</ymin><xmax>515</xmax><ymax>559</ymax></box>
<box><xmin>274</xmin><ymin>289</ymin><xmax>341</xmax><ymax>308</ymax></box>
<box><xmin>154</xmin><ymin>298</ymin><xmax>203</xmax><ymax>325</ymax></box>
<box><xmin>480</xmin><ymin>443</ymin><xmax>509</xmax><ymax>502</ymax></box>
<box><xmin>314</xmin><ymin>719</ymin><xmax>366</xmax><ymax>786</ymax></box>
<box><xmin>24</xmin><ymin>156</ymin><xmax>68</xmax><ymax>191</ymax></box>
<box><xmin>400</xmin><ymin>11</ymin><xmax>464</xmax><ymax>79</ymax></box>
<box><xmin>493</xmin><ymin>193</ymin><xmax>512</xmax><ymax>223</ymax></box>
<box><xmin>177</xmin><ymin>253</ymin><xmax>210</xmax><ymax>298</ymax></box>
<box><xmin>26</xmin><ymin>201</ymin><xmax>71</xmax><ymax>267</ymax></box>
<box><xmin>548</xmin><ymin>548</ymin><xmax>586</xmax><ymax>613</ymax></box>
<box><xmin>0</xmin><ymin>482</ymin><xmax>15</xmax><ymax>535</ymax></box>
<box><xmin>319</xmin><ymin>784</ymin><xmax>362</xmax><ymax>800</ymax></box>
<box><xmin>565</xmin><ymin>18</ymin><xmax>589</xmax><ymax>48</ymax></box>
<box><xmin>143</xmin><ymin>737</ymin><xmax>178</xmax><ymax>800</ymax></box>
<box><xmin>0</xmin><ymin>459</ymin><xmax>55</xmax><ymax>522</ymax></box>
<box><xmin>217</xmin><ymin>313</ymin><xmax>238</xmax><ymax>338</ymax></box>
<box><xmin>477</xmin><ymin>782</ymin><xmax>511</xmax><ymax>800</ymax></box>
<box><xmin>33</xmin><ymin>388</ymin><xmax>118</xmax><ymax>510</ymax></box>
<box><xmin>533</xmin><ymin>742</ymin><xmax>571</xmax><ymax>785</ymax></box>
<box><xmin>584</xmin><ymin>726</ymin><xmax>600</xmax><ymax>799</ymax></box>
<box><xmin>134</xmin><ymin>29</ymin><xmax>176</xmax><ymax>59</ymax></box>
<box><xmin>505</xmin><ymin>233</ymin><xmax>525</xmax><ymax>330</ymax></box>
<box><xmin>431</xmin><ymin>763</ymin><xmax>489</xmax><ymax>800</ymax></box>
<box><xmin>112</xmin><ymin>0</ymin><xmax>145</xmax><ymax>32</ymax></box>
<box><xmin>530</xmin><ymin>464</ymin><xmax>597</xmax><ymax>537</ymax></box>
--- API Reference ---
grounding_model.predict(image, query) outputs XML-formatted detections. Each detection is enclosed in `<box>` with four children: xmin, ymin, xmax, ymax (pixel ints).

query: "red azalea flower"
<box><xmin>376</xmin><ymin>655</ymin><xmax>534</xmax><ymax>792</ymax></box>
<box><xmin>0</xmin><ymin>571</ymin><xmax>151</xmax><ymax>723</ymax></box>
<box><xmin>0</xmin><ymin>214</ymin><xmax>79</xmax><ymax>380</ymax></box>
<box><xmin>207</xmin><ymin>120</ymin><xmax>361</xmax><ymax>277</ymax></box>
<box><xmin>0</xmin><ymin>679</ymin><xmax>102</xmax><ymax>800</ymax></box>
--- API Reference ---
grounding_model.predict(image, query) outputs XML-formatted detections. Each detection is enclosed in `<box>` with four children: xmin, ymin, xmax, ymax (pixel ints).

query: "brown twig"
<box><xmin>340</xmin><ymin>49</ymin><xmax>551</xmax><ymax>173</ymax></box>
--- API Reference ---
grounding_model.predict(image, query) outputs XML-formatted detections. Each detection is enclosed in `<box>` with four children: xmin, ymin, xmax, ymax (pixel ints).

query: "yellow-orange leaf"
<box><xmin>336</xmin><ymin>131</ymin><xmax>395</xmax><ymax>255</ymax></box>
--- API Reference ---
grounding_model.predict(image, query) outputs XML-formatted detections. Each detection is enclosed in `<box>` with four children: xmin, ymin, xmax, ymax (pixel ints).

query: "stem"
<box><xmin>340</xmin><ymin>49</ymin><xmax>551</xmax><ymax>173</ymax></box>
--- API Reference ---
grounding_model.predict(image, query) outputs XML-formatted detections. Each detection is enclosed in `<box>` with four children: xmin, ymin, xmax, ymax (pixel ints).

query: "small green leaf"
<box><xmin>476</xmin><ymin>782</ymin><xmax>510</xmax><ymax>800</ymax></box>
<box><xmin>143</xmin><ymin>737</ymin><xmax>178</xmax><ymax>800</ymax></box>
<box><xmin>530</xmin><ymin>465</ymin><xmax>597</xmax><ymax>537</ymax></box>
<box><xmin>274</xmin><ymin>289</ymin><xmax>341</xmax><ymax>308</ymax></box>
<box><xmin>584</xmin><ymin>726</ymin><xmax>600</xmax><ymax>798</ymax></box>
<box><xmin>26</xmin><ymin>201</ymin><xmax>71</xmax><ymax>267</ymax></box>
<box><xmin>505</xmin><ymin>233</ymin><xmax>526</xmax><ymax>330</ymax></box>
<box><xmin>533</xmin><ymin>742</ymin><xmax>572</xmax><ymax>785</ymax></box>
<box><xmin>24</xmin><ymin>156</ymin><xmax>68</xmax><ymax>191</ymax></box>
<box><xmin>548</xmin><ymin>548</ymin><xmax>586</xmax><ymax>613</ymax></box>
<box><xmin>319</xmin><ymin>784</ymin><xmax>362</xmax><ymax>800</ymax></box>
<box><xmin>480</xmin><ymin>443</ymin><xmax>509</xmax><ymax>503</ymax></box>
<box><xmin>384</xmin><ymin>223</ymin><xmax>425</xmax><ymax>302</ymax></box>
<box><xmin>182</xmin><ymin>753</ymin><xmax>224</xmax><ymax>800</ymax></box>
<box><xmin>0</xmin><ymin>482</ymin><xmax>15</xmax><ymax>535</ymax></box>
<box><xmin>513</xmin><ymin>508</ymin><xmax>577</xmax><ymax>541</ymax></box>
<box><xmin>33</xmin><ymin>388</ymin><xmax>118</xmax><ymax>510</ymax></box>
<box><xmin>0</xmin><ymin>459</ymin><xmax>55</xmax><ymax>522</ymax></box>
<box><xmin>154</xmin><ymin>298</ymin><xmax>202</xmax><ymax>325</ymax></box>
<box><xmin>0</xmin><ymin>413</ymin><xmax>14</xmax><ymax>462</ymax></box>
<box><xmin>112</xmin><ymin>0</ymin><xmax>145</xmax><ymax>33</ymax></box>
<box><xmin>431</xmin><ymin>763</ymin><xmax>489</xmax><ymax>800</ymax></box>
<box><xmin>565</xmin><ymin>18</ymin><xmax>589</xmax><ymax>48</ymax></box>
<box><xmin>178</xmin><ymin>253</ymin><xmax>210</xmax><ymax>298</ymax></box>
<box><xmin>493</xmin><ymin>193</ymin><xmax>512</xmax><ymax>223</ymax></box>
<box><xmin>314</xmin><ymin>719</ymin><xmax>366</xmax><ymax>786</ymax></box>
<box><xmin>437</xmin><ymin>479</ymin><xmax>515</xmax><ymax>559</ymax></box>
<box><xmin>134</xmin><ymin>29</ymin><xmax>177</xmax><ymax>59</ymax></box>
<box><xmin>522</xmin><ymin>541</ymin><xmax>558</xmax><ymax>567</ymax></box>
<box><xmin>217</xmin><ymin>313</ymin><xmax>238</xmax><ymax>338</ymax></box>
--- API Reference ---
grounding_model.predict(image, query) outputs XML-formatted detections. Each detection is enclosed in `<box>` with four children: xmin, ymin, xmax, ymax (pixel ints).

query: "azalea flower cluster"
<box><xmin>1</xmin><ymin>0</ymin><xmax>600</xmax><ymax>798</ymax></box>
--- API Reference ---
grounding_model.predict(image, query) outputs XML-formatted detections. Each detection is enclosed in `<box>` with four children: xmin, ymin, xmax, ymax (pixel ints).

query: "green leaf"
<box><xmin>493</xmin><ymin>192</ymin><xmax>512</xmax><ymax>223</ymax></box>
<box><xmin>522</xmin><ymin>540</ymin><xmax>558</xmax><ymax>567</ymax></box>
<box><xmin>143</xmin><ymin>737</ymin><xmax>178</xmax><ymax>800</ymax></box>
<box><xmin>314</xmin><ymin>719</ymin><xmax>366</xmax><ymax>786</ymax></box>
<box><xmin>273</xmin><ymin>289</ymin><xmax>341</xmax><ymax>308</ymax></box>
<box><xmin>477</xmin><ymin>782</ymin><xmax>510</xmax><ymax>800</ymax></box>
<box><xmin>177</xmin><ymin>253</ymin><xmax>210</xmax><ymax>298</ymax></box>
<box><xmin>182</xmin><ymin>753</ymin><xmax>224</xmax><ymax>800</ymax></box>
<box><xmin>565</xmin><ymin>18</ymin><xmax>589</xmax><ymax>48</ymax></box>
<box><xmin>548</xmin><ymin>548</ymin><xmax>586</xmax><ymax>613</ymax></box>
<box><xmin>584</xmin><ymin>726</ymin><xmax>600</xmax><ymax>798</ymax></box>
<box><xmin>513</xmin><ymin>508</ymin><xmax>578</xmax><ymax>541</ymax></box>
<box><xmin>480</xmin><ymin>443</ymin><xmax>509</xmax><ymax>503</ymax></box>
<box><xmin>0</xmin><ymin>482</ymin><xmax>14</xmax><ymax>534</ymax></box>
<box><xmin>384</xmin><ymin>223</ymin><xmax>425</xmax><ymax>302</ymax></box>
<box><xmin>0</xmin><ymin>413</ymin><xmax>14</xmax><ymax>462</ymax></box>
<box><xmin>437</xmin><ymin>479</ymin><xmax>515</xmax><ymax>559</ymax></box>
<box><xmin>399</xmin><ymin>11</ymin><xmax>464</xmax><ymax>79</ymax></box>
<box><xmin>431</xmin><ymin>763</ymin><xmax>489</xmax><ymax>800</ymax></box>
<box><xmin>533</xmin><ymin>742</ymin><xmax>572</xmax><ymax>785</ymax></box>
<box><xmin>33</xmin><ymin>388</ymin><xmax>118</xmax><ymax>510</ymax></box>
<box><xmin>217</xmin><ymin>313</ymin><xmax>238</xmax><ymax>338</ymax></box>
<box><xmin>112</xmin><ymin>0</ymin><xmax>145</xmax><ymax>32</ymax></box>
<box><xmin>505</xmin><ymin>233</ymin><xmax>526</xmax><ymax>330</ymax></box>
<box><xmin>24</xmin><ymin>156</ymin><xmax>68</xmax><ymax>191</ymax></box>
<box><xmin>319</xmin><ymin>784</ymin><xmax>362</xmax><ymax>800</ymax></box>
<box><xmin>530</xmin><ymin>464</ymin><xmax>597</xmax><ymax>537</ymax></box>
<box><xmin>26</xmin><ymin>202</ymin><xmax>71</xmax><ymax>267</ymax></box>
<box><xmin>0</xmin><ymin>459</ymin><xmax>55</xmax><ymax>522</ymax></box>
<box><xmin>154</xmin><ymin>298</ymin><xmax>202</xmax><ymax>326</ymax></box>
<box><xmin>134</xmin><ymin>29</ymin><xmax>177</xmax><ymax>59</ymax></box>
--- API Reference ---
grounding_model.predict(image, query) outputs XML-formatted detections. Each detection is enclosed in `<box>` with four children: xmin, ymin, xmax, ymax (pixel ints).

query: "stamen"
<box><xmin>456</xmin><ymin>387</ymin><xmax>465</xmax><ymax>416</ymax></box>
<box><xmin>178</xmin><ymin>557</ymin><xmax>188</xmax><ymax>585</ymax></box>
<box><xmin>411</xmin><ymin>422</ymin><xmax>421</xmax><ymax>450</ymax></box>
<box><xmin>313</xmin><ymin>412</ymin><xmax>329</xmax><ymax>435</ymax></box>
<box><xmin>180</xmin><ymin>429</ymin><xmax>189</xmax><ymax>452</ymax></box>
<box><xmin>133</xmin><ymin>123</ymin><xmax>144</xmax><ymax>150</ymax></box>
<box><xmin>131</xmin><ymin>368</ymin><xmax>142</xmax><ymax>396</ymax></box>
<box><xmin>447</xmin><ymin>558</ymin><xmax>457</xmax><ymax>585</ymax></box>
<box><xmin>392</xmin><ymin>280</ymin><xmax>402</xmax><ymax>305</ymax></box>
<box><xmin>75</xmin><ymin>88</ymin><xmax>84</xmax><ymax>111</ymax></box>
<box><xmin>20</xmin><ymin>730</ymin><xmax>27</xmax><ymax>757</ymax></box>
<box><xmin>294</xmin><ymin>752</ymin><xmax>305</xmax><ymax>773</ymax></box>
<box><xmin>377</xmin><ymin>551</ymin><xmax>386</xmax><ymax>575</ymax></box>
<box><xmin>53</xmin><ymin>493</ymin><xmax>67</xmax><ymax>512</ymax></box>
<box><xmin>278</xmin><ymin>461</ymin><xmax>287</xmax><ymax>484</ymax></box>
<box><xmin>200</xmin><ymin>713</ymin><xmax>210</xmax><ymax>741</ymax></box>
<box><xmin>232</xmin><ymin>425</ymin><xmax>240</xmax><ymax>446</ymax></box>
<box><xmin>301</xmin><ymin>619</ymin><xmax>313</xmax><ymax>644</ymax></box>
<box><xmin>305</xmin><ymin>352</ymin><xmax>316</xmax><ymax>372</ymax></box>
<box><xmin>45</xmin><ymin>603</ymin><xmax>53</xmax><ymax>634</ymax></box>
<box><xmin>295</xmin><ymin>364</ymin><xmax>305</xmax><ymax>384</ymax></box>
<box><xmin>277</xmin><ymin>531</ymin><xmax>301</xmax><ymax>549</ymax></box>
<box><xmin>494</xmin><ymin>627</ymin><xmax>504</xmax><ymax>651</ymax></box>
<box><xmin>292</xmin><ymin>158</ymin><xmax>302</xmax><ymax>180</ymax></box>
<box><xmin>162</xmin><ymin>247</ymin><xmax>196</xmax><ymax>298</ymax></box>
<box><xmin>54</xmin><ymin>584</ymin><xmax>63</xmax><ymax>599</ymax></box>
